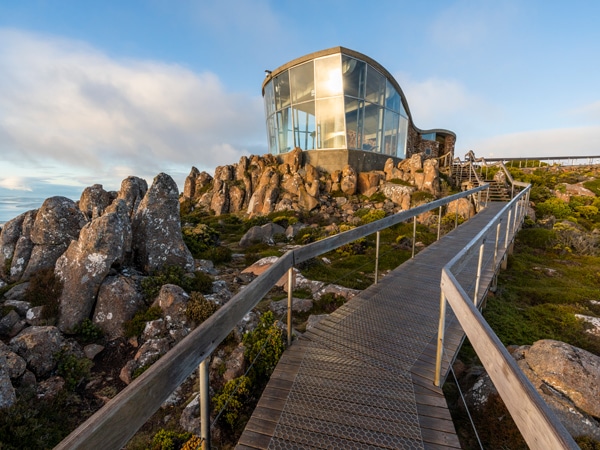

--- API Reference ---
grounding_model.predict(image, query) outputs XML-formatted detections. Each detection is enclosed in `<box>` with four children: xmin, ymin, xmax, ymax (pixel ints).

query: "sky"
<box><xmin>1</xmin><ymin>0</ymin><xmax>599</xmax><ymax>215</ymax></box>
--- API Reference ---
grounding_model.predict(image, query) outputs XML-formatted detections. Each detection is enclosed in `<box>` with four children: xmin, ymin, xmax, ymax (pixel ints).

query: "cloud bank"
<box><xmin>0</xmin><ymin>28</ymin><xmax>266</xmax><ymax>190</ymax></box>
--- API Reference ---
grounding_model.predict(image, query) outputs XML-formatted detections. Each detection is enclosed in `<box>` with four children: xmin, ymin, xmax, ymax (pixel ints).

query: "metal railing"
<box><xmin>434</xmin><ymin>185</ymin><xmax>579</xmax><ymax>449</ymax></box>
<box><xmin>55</xmin><ymin>185</ymin><xmax>489</xmax><ymax>450</ymax></box>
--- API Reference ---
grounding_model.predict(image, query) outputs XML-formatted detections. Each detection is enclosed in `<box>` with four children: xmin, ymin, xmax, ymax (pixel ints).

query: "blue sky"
<box><xmin>1</xmin><ymin>0</ymin><xmax>599</xmax><ymax>204</ymax></box>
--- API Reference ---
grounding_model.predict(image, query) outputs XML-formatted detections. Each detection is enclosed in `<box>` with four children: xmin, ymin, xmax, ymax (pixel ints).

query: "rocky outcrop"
<box><xmin>132</xmin><ymin>173</ymin><xmax>194</xmax><ymax>274</ymax></box>
<box><xmin>467</xmin><ymin>339</ymin><xmax>600</xmax><ymax>441</ymax></box>
<box><xmin>181</xmin><ymin>150</ymin><xmax>443</xmax><ymax>218</ymax></box>
<box><xmin>56</xmin><ymin>200</ymin><xmax>132</xmax><ymax>332</ymax></box>
<box><xmin>22</xmin><ymin>197</ymin><xmax>87</xmax><ymax>281</ymax></box>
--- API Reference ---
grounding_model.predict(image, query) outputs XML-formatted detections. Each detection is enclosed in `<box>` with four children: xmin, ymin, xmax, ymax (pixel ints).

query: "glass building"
<box><xmin>262</xmin><ymin>47</ymin><xmax>455</xmax><ymax>168</ymax></box>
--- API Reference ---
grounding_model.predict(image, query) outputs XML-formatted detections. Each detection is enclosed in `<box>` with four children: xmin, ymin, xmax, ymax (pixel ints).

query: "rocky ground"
<box><xmin>1</xmin><ymin>152</ymin><xmax>600</xmax><ymax>448</ymax></box>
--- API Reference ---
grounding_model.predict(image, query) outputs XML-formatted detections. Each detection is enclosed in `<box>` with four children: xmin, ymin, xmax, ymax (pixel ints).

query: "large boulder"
<box><xmin>239</xmin><ymin>223</ymin><xmax>285</xmax><ymax>248</ymax></box>
<box><xmin>93</xmin><ymin>273</ymin><xmax>146</xmax><ymax>340</ymax></box>
<box><xmin>79</xmin><ymin>184</ymin><xmax>111</xmax><ymax>220</ymax></box>
<box><xmin>21</xmin><ymin>197</ymin><xmax>87</xmax><ymax>281</ymax></box>
<box><xmin>9</xmin><ymin>326</ymin><xmax>64</xmax><ymax>378</ymax></box>
<box><xmin>467</xmin><ymin>340</ymin><xmax>600</xmax><ymax>441</ymax></box>
<box><xmin>132</xmin><ymin>173</ymin><xmax>194</xmax><ymax>274</ymax></box>
<box><xmin>151</xmin><ymin>284</ymin><xmax>191</xmax><ymax>341</ymax></box>
<box><xmin>381</xmin><ymin>183</ymin><xmax>414</xmax><ymax>210</ymax></box>
<box><xmin>116</xmin><ymin>176</ymin><xmax>148</xmax><ymax>219</ymax></box>
<box><xmin>0</xmin><ymin>211</ymin><xmax>31</xmax><ymax>280</ymax></box>
<box><xmin>340</xmin><ymin>165</ymin><xmax>357</xmax><ymax>195</ymax></box>
<box><xmin>519</xmin><ymin>340</ymin><xmax>600</xmax><ymax>419</ymax></box>
<box><xmin>0</xmin><ymin>210</ymin><xmax>37</xmax><ymax>282</ymax></box>
<box><xmin>56</xmin><ymin>199</ymin><xmax>132</xmax><ymax>332</ymax></box>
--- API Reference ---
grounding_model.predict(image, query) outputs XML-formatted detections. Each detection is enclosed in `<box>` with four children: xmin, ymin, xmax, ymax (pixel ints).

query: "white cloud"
<box><xmin>0</xmin><ymin>28</ymin><xmax>266</xmax><ymax>189</ymax></box>
<box><xmin>468</xmin><ymin>126</ymin><xmax>600</xmax><ymax>159</ymax></box>
<box><xmin>0</xmin><ymin>176</ymin><xmax>32</xmax><ymax>191</ymax></box>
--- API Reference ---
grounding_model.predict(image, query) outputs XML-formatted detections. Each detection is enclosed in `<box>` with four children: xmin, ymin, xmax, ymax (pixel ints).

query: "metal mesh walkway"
<box><xmin>238</xmin><ymin>202</ymin><xmax>508</xmax><ymax>449</ymax></box>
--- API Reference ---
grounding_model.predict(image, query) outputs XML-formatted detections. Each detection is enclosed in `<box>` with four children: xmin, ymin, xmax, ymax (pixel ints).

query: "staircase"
<box><xmin>450</xmin><ymin>162</ymin><xmax>512</xmax><ymax>201</ymax></box>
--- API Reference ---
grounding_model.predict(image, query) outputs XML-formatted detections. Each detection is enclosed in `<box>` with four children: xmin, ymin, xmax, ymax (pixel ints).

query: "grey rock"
<box><xmin>0</xmin><ymin>355</ymin><xmax>16</xmax><ymax>409</ymax></box>
<box><xmin>56</xmin><ymin>199</ymin><xmax>132</xmax><ymax>332</ymax></box>
<box><xmin>9</xmin><ymin>326</ymin><xmax>64</xmax><ymax>378</ymax></box>
<box><xmin>0</xmin><ymin>341</ymin><xmax>26</xmax><ymax>379</ymax></box>
<box><xmin>22</xmin><ymin>197</ymin><xmax>87</xmax><ymax>280</ymax></box>
<box><xmin>116</xmin><ymin>176</ymin><xmax>148</xmax><ymax>218</ymax></box>
<box><xmin>132</xmin><ymin>173</ymin><xmax>194</xmax><ymax>274</ymax></box>
<box><xmin>93</xmin><ymin>274</ymin><xmax>146</xmax><ymax>340</ymax></box>
<box><xmin>239</xmin><ymin>223</ymin><xmax>285</xmax><ymax>247</ymax></box>
<box><xmin>3</xmin><ymin>300</ymin><xmax>31</xmax><ymax>316</ymax></box>
<box><xmin>83</xmin><ymin>344</ymin><xmax>104</xmax><ymax>360</ymax></box>
<box><xmin>79</xmin><ymin>184</ymin><xmax>111</xmax><ymax>220</ymax></box>
<box><xmin>270</xmin><ymin>297</ymin><xmax>313</xmax><ymax>317</ymax></box>
<box><xmin>0</xmin><ymin>310</ymin><xmax>20</xmax><ymax>337</ymax></box>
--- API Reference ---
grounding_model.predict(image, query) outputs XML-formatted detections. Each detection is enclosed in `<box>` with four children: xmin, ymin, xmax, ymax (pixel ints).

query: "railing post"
<box><xmin>493</xmin><ymin>221</ymin><xmax>501</xmax><ymax>268</ymax></box>
<box><xmin>287</xmin><ymin>267</ymin><xmax>294</xmax><ymax>346</ymax></box>
<box><xmin>434</xmin><ymin>290</ymin><xmax>446</xmax><ymax>387</ymax></box>
<box><xmin>505</xmin><ymin>209</ymin><xmax>512</xmax><ymax>251</ymax></box>
<box><xmin>437</xmin><ymin>206</ymin><xmax>442</xmax><ymax>241</ymax></box>
<box><xmin>412</xmin><ymin>216</ymin><xmax>417</xmax><ymax>258</ymax></box>
<box><xmin>199</xmin><ymin>358</ymin><xmax>210</xmax><ymax>450</ymax></box>
<box><xmin>374</xmin><ymin>231</ymin><xmax>380</xmax><ymax>284</ymax></box>
<box><xmin>455</xmin><ymin>200</ymin><xmax>459</xmax><ymax>229</ymax></box>
<box><xmin>474</xmin><ymin>240</ymin><xmax>485</xmax><ymax>306</ymax></box>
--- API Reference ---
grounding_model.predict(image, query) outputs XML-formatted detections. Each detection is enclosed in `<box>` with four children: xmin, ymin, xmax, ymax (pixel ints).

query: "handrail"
<box><xmin>55</xmin><ymin>184</ymin><xmax>490</xmax><ymax>450</ymax></box>
<box><xmin>435</xmin><ymin>185</ymin><xmax>579</xmax><ymax>449</ymax></box>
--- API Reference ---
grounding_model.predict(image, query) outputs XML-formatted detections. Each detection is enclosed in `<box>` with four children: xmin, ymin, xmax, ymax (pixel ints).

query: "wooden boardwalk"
<box><xmin>237</xmin><ymin>202</ymin><xmax>508</xmax><ymax>450</ymax></box>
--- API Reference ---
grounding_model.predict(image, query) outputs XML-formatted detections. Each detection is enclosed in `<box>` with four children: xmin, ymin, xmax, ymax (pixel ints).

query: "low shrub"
<box><xmin>141</xmin><ymin>265</ymin><xmax>213</xmax><ymax>299</ymax></box>
<box><xmin>185</xmin><ymin>292</ymin><xmax>219</xmax><ymax>326</ymax></box>
<box><xmin>123</xmin><ymin>306</ymin><xmax>163</xmax><ymax>338</ymax></box>
<box><xmin>151</xmin><ymin>429</ymin><xmax>192</xmax><ymax>450</ymax></box>
<box><xmin>24</xmin><ymin>267</ymin><xmax>63</xmax><ymax>323</ymax></box>
<box><xmin>243</xmin><ymin>311</ymin><xmax>285</xmax><ymax>382</ymax></box>
<box><xmin>72</xmin><ymin>318</ymin><xmax>104</xmax><ymax>344</ymax></box>
<box><xmin>212</xmin><ymin>375</ymin><xmax>251</xmax><ymax>430</ymax></box>
<box><xmin>56</xmin><ymin>350</ymin><xmax>93</xmax><ymax>391</ymax></box>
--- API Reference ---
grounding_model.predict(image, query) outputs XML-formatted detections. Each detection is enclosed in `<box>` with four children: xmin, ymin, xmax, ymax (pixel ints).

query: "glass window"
<box><xmin>315</xmin><ymin>55</ymin><xmax>343</xmax><ymax>98</ymax></box>
<box><xmin>290</xmin><ymin>61</ymin><xmax>314</xmax><ymax>104</ymax></box>
<box><xmin>342</xmin><ymin>56</ymin><xmax>366</xmax><ymax>99</ymax></box>
<box><xmin>264</xmin><ymin>81</ymin><xmax>275</xmax><ymax>117</ymax></box>
<box><xmin>292</xmin><ymin>101</ymin><xmax>316</xmax><ymax>150</ymax></box>
<box><xmin>422</xmin><ymin>132</ymin><xmax>436</xmax><ymax>141</ymax></box>
<box><xmin>383</xmin><ymin>111</ymin><xmax>399</xmax><ymax>156</ymax></box>
<box><xmin>266</xmin><ymin>115</ymin><xmax>277</xmax><ymax>154</ymax></box>
<box><xmin>276</xmin><ymin>107</ymin><xmax>293</xmax><ymax>153</ymax></box>
<box><xmin>365</xmin><ymin>65</ymin><xmax>385</xmax><ymax>105</ymax></box>
<box><xmin>397</xmin><ymin>116</ymin><xmax>408</xmax><ymax>158</ymax></box>
<box><xmin>345</xmin><ymin>97</ymin><xmax>363</xmax><ymax>150</ymax></box>
<box><xmin>362</xmin><ymin>102</ymin><xmax>383</xmax><ymax>152</ymax></box>
<box><xmin>385</xmin><ymin>80</ymin><xmax>401</xmax><ymax>112</ymax></box>
<box><xmin>316</xmin><ymin>97</ymin><xmax>345</xmax><ymax>149</ymax></box>
<box><xmin>273</xmin><ymin>72</ymin><xmax>290</xmax><ymax>111</ymax></box>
